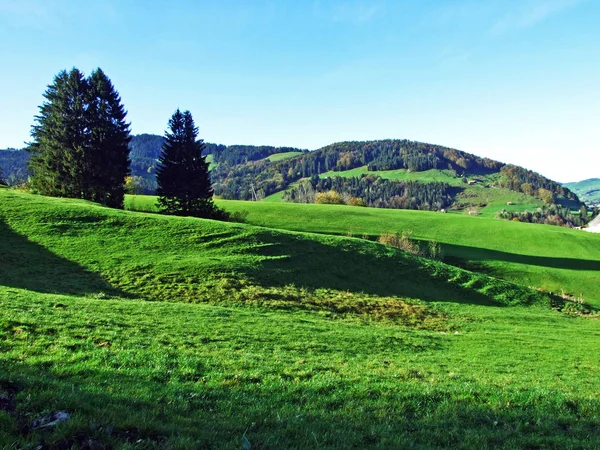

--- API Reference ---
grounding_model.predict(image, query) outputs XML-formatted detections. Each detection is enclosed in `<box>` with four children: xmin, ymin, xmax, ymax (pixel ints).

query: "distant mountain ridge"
<box><xmin>563</xmin><ymin>178</ymin><xmax>600</xmax><ymax>207</ymax></box>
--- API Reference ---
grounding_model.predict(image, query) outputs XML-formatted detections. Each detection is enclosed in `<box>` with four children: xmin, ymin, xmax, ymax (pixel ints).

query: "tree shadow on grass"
<box><xmin>2</xmin><ymin>362</ymin><xmax>599</xmax><ymax>449</ymax></box>
<box><xmin>242</xmin><ymin>231</ymin><xmax>544</xmax><ymax>307</ymax></box>
<box><xmin>0</xmin><ymin>221</ymin><xmax>123</xmax><ymax>297</ymax></box>
<box><xmin>441</xmin><ymin>242</ymin><xmax>600</xmax><ymax>272</ymax></box>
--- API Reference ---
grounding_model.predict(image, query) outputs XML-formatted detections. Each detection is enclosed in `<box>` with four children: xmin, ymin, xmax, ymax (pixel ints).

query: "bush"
<box><xmin>378</xmin><ymin>231</ymin><xmax>443</xmax><ymax>260</ymax></box>
<box><xmin>378</xmin><ymin>231</ymin><xmax>422</xmax><ymax>256</ymax></box>
<box><xmin>315</xmin><ymin>190</ymin><xmax>344</xmax><ymax>205</ymax></box>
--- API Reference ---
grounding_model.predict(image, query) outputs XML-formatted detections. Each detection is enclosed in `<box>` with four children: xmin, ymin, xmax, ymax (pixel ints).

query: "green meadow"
<box><xmin>2</xmin><ymin>188</ymin><xmax>600</xmax><ymax>448</ymax></box>
<box><xmin>126</xmin><ymin>195</ymin><xmax>600</xmax><ymax>305</ymax></box>
<box><xmin>265</xmin><ymin>151</ymin><xmax>304</xmax><ymax>162</ymax></box>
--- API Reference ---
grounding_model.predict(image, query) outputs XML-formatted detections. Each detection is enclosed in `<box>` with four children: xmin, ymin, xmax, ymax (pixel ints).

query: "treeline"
<box><xmin>213</xmin><ymin>139</ymin><xmax>505</xmax><ymax>200</ymax></box>
<box><xmin>283</xmin><ymin>175</ymin><xmax>453</xmax><ymax>211</ymax></box>
<box><xmin>127</xmin><ymin>135</ymin><xmax>304</xmax><ymax>196</ymax></box>
<box><xmin>0</xmin><ymin>149</ymin><xmax>28</xmax><ymax>185</ymax></box>
<box><xmin>499</xmin><ymin>165</ymin><xmax>580</xmax><ymax>204</ymax></box>
<box><xmin>294</xmin><ymin>140</ymin><xmax>504</xmax><ymax>175</ymax></box>
<box><xmin>497</xmin><ymin>204</ymin><xmax>598</xmax><ymax>228</ymax></box>
<box><xmin>210</xmin><ymin>145</ymin><xmax>306</xmax><ymax>166</ymax></box>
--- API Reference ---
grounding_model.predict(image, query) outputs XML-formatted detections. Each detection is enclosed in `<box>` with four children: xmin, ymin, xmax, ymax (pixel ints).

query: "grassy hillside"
<box><xmin>564</xmin><ymin>178</ymin><xmax>600</xmax><ymax>206</ymax></box>
<box><xmin>2</xmin><ymin>189</ymin><xmax>600</xmax><ymax>448</ymax></box>
<box><xmin>216</xmin><ymin>200</ymin><xmax>600</xmax><ymax>305</ymax></box>
<box><xmin>124</xmin><ymin>195</ymin><xmax>600</xmax><ymax>305</ymax></box>
<box><xmin>3</xmin><ymin>190</ymin><xmax>554</xmax><ymax>310</ymax></box>
<box><xmin>265</xmin><ymin>151</ymin><xmax>304</xmax><ymax>162</ymax></box>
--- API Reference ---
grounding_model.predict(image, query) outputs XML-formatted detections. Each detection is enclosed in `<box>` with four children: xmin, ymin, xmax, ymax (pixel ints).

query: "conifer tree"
<box><xmin>29</xmin><ymin>68</ymin><xmax>89</xmax><ymax>197</ymax></box>
<box><xmin>87</xmin><ymin>68</ymin><xmax>131</xmax><ymax>208</ymax></box>
<box><xmin>28</xmin><ymin>67</ymin><xmax>131</xmax><ymax>208</ymax></box>
<box><xmin>156</xmin><ymin>109</ymin><xmax>217</xmax><ymax>217</ymax></box>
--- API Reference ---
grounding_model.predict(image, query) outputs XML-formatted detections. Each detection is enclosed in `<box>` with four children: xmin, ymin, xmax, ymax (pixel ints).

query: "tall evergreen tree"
<box><xmin>156</xmin><ymin>109</ymin><xmax>217</xmax><ymax>217</ymax></box>
<box><xmin>27</xmin><ymin>67</ymin><xmax>131</xmax><ymax>208</ymax></box>
<box><xmin>28</xmin><ymin>68</ymin><xmax>89</xmax><ymax>197</ymax></box>
<box><xmin>87</xmin><ymin>68</ymin><xmax>131</xmax><ymax>208</ymax></box>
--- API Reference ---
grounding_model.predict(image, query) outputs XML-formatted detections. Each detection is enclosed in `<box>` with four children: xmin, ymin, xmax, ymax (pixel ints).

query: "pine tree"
<box><xmin>28</xmin><ymin>68</ymin><xmax>89</xmax><ymax>197</ymax></box>
<box><xmin>27</xmin><ymin>67</ymin><xmax>131</xmax><ymax>208</ymax></box>
<box><xmin>87</xmin><ymin>68</ymin><xmax>131</xmax><ymax>208</ymax></box>
<box><xmin>156</xmin><ymin>109</ymin><xmax>217</xmax><ymax>217</ymax></box>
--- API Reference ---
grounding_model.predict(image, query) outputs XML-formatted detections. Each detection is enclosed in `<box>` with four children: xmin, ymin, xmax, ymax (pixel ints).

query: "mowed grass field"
<box><xmin>2</xmin><ymin>188</ymin><xmax>600</xmax><ymax>448</ymax></box>
<box><xmin>126</xmin><ymin>195</ymin><xmax>600</xmax><ymax>306</ymax></box>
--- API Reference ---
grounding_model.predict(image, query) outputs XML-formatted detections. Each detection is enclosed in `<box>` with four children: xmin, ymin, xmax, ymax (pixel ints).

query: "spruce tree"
<box><xmin>28</xmin><ymin>67</ymin><xmax>131</xmax><ymax>208</ymax></box>
<box><xmin>29</xmin><ymin>68</ymin><xmax>89</xmax><ymax>197</ymax></box>
<box><xmin>156</xmin><ymin>109</ymin><xmax>217</xmax><ymax>217</ymax></box>
<box><xmin>87</xmin><ymin>68</ymin><xmax>131</xmax><ymax>208</ymax></box>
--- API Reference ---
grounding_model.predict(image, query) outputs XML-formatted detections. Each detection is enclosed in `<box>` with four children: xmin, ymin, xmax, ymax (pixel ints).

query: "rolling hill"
<box><xmin>2</xmin><ymin>187</ymin><xmax>600</xmax><ymax>448</ymax></box>
<box><xmin>125</xmin><ymin>195</ymin><xmax>600</xmax><ymax>306</ymax></box>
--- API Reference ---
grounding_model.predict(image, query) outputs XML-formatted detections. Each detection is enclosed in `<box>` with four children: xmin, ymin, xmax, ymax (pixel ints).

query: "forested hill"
<box><xmin>212</xmin><ymin>139</ymin><xmax>581</xmax><ymax>206</ymax></box>
<box><xmin>0</xmin><ymin>137</ymin><xmax>582</xmax><ymax>213</ymax></box>
<box><xmin>0</xmin><ymin>148</ymin><xmax>28</xmax><ymax>185</ymax></box>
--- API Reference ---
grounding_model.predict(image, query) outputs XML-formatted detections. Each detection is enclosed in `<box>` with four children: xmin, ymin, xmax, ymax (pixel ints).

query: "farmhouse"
<box><xmin>584</xmin><ymin>215</ymin><xmax>600</xmax><ymax>233</ymax></box>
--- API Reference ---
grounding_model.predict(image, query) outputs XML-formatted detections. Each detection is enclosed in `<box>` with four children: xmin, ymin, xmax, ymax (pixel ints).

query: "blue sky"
<box><xmin>1</xmin><ymin>0</ymin><xmax>598</xmax><ymax>182</ymax></box>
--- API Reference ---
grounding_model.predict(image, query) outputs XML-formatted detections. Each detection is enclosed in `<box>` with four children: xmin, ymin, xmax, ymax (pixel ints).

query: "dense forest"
<box><xmin>283</xmin><ymin>174</ymin><xmax>453</xmax><ymax>211</ymax></box>
<box><xmin>0</xmin><ymin>149</ymin><xmax>28</xmax><ymax>185</ymax></box>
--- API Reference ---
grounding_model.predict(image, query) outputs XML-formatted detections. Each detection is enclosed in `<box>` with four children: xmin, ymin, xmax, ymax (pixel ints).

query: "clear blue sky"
<box><xmin>1</xmin><ymin>0</ymin><xmax>598</xmax><ymax>182</ymax></box>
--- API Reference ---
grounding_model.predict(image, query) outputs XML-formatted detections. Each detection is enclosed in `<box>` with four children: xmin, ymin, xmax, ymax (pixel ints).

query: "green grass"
<box><xmin>6</xmin><ymin>191</ymin><xmax>550</xmax><ymax>310</ymax></box>
<box><xmin>210</xmin><ymin>200</ymin><xmax>600</xmax><ymax>305</ymax></box>
<box><xmin>205</xmin><ymin>154</ymin><xmax>218</xmax><ymax>171</ymax></box>
<box><xmin>320</xmin><ymin>167</ymin><xmax>461</xmax><ymax>184</ymax></box>
<box><xmin>124</xmin><ymin>195</ymin><xmax>600</xmax><ymax>304</ymax></box>
<box><xmin>3</xmin><ymin>189</ymin><xmax>600</xmax><ymax>448</ymax></box>
<box><xmin>265</xmin><ymin>151</ymin><xmax>304</xmax><ymax>162</ymax></box>
<box><xmin>455</xmin><ymin>186</ymin><xmax>544</xmax><ymax>217</ymax></box>
<box><xmin>3</xmin><ymin>290</ymin><xmax>599</xmax><ymax>449</ymax></box>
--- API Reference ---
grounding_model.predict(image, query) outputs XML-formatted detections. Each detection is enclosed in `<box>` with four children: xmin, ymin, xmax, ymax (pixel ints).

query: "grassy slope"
<box><xmin>208</xmin><ymin>200</ymin><xmax>600</xmax><ymax>305</ymax></box>
<box><xmin>3</xmin><ymin>191</ymin><xmax>549</xmax><ymax>309</ymax></box>
<box><xmin>205</xmin><ymin>154</ymin><xmax>218</xmax><ymax>171</ymax></box>
<box><xmin>3</xmin><ymin>189</ymin><xmax>600</xmax><ymax>448</ymax></box>
<box><xmin>320</xmin><ymin>167</ymin><xmax>460</xmax><ymax>183</ymax></box>
<box><xmin>265</xmin><ymin>151</ymin><xmax>304</xmax><ymax>162</ymax></box>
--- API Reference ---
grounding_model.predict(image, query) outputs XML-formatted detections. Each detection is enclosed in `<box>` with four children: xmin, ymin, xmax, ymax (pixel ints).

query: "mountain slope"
<box><xmin>564</xmin><ymin>178</ymin><xmax>600</xmax><ymax>206</ymax></box>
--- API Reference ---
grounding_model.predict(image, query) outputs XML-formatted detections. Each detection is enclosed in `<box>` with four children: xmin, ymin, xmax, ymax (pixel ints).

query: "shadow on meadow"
<box><xmin>0</xmin><ymin>220</ymin><xmax>122</xmax><ymax>298</ymax></box>
<box><xmin>1</xmin><ymin>362</ymin><xmax>599</xmax><ymax>449</ymax></box>
<box><xmin>243</xmin><ymin>231</ymin><xmax>545</xmax><ymax>307</ymax></box>
<box><xmin>442</xmin><ymin>242</ymin><xmax>600</xmax><ymax>272</ymax></box>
